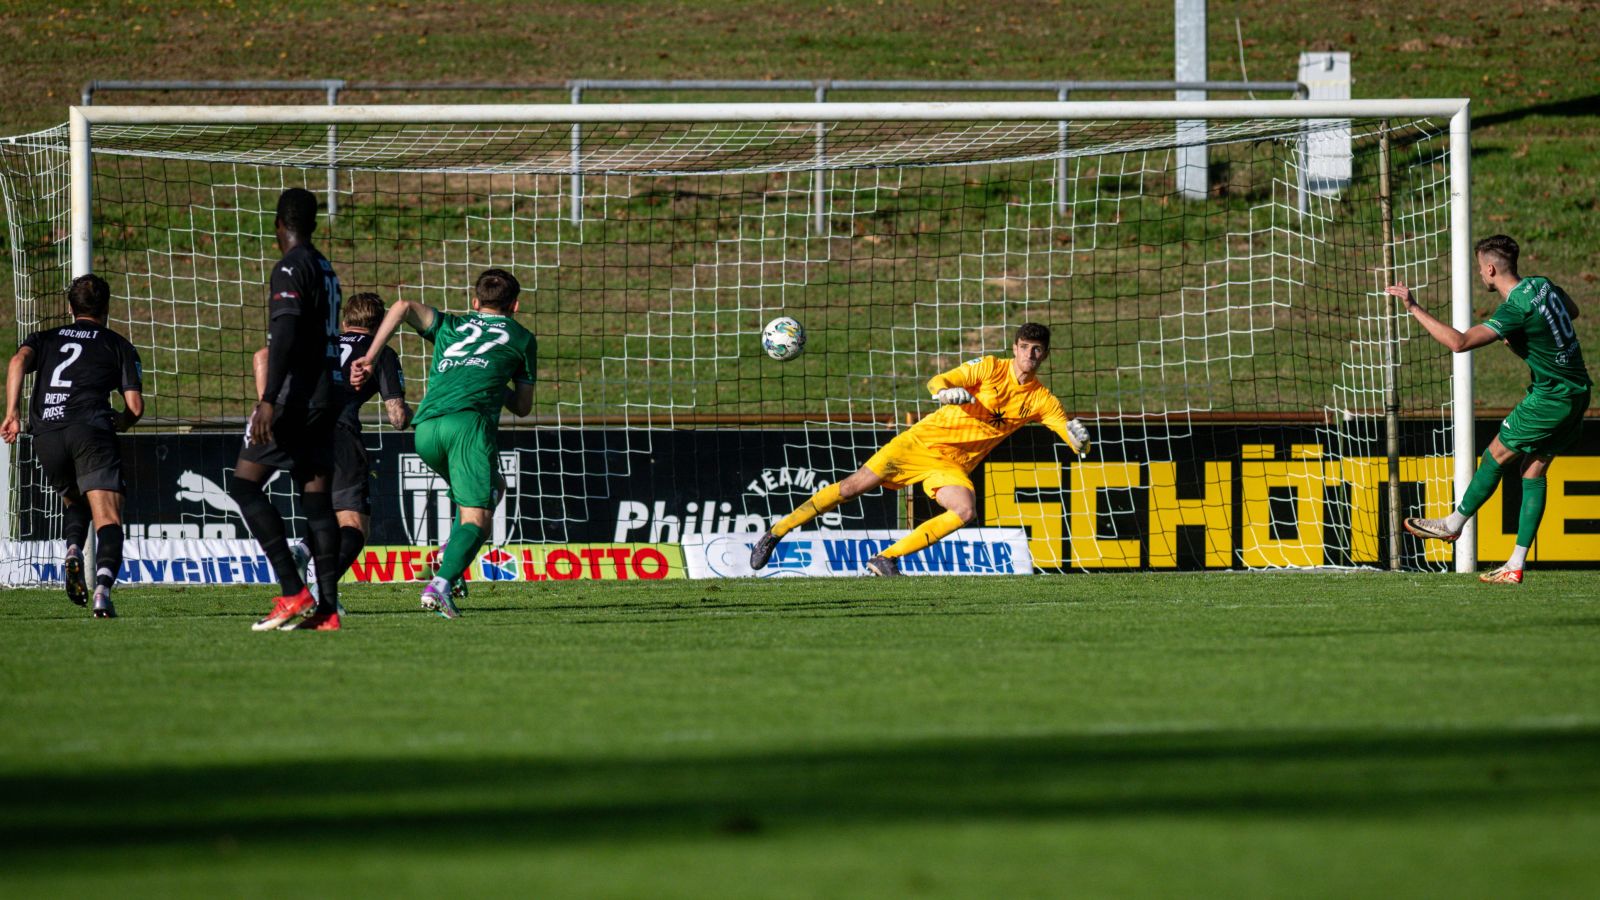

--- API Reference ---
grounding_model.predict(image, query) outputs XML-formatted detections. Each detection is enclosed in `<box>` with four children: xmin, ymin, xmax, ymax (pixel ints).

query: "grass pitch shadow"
<box><xmin>3</xmin><ymin>724</ymin><xmax>1598</xmax><ymax>860</ymax></box>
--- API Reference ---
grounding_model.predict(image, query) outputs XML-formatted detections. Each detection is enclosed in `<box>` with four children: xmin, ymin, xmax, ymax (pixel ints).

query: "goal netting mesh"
<box><xmin>0</xmin><ymin>108</ymin><xmax>1462</xmax><ymax>580</ymax></box>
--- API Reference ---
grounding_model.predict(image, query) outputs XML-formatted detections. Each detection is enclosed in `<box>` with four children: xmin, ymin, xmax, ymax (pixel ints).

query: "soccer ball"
<box><xmin>762</xmin><ymin>316</ymin><xmax>806</xmax><ymax>361</ymax></box>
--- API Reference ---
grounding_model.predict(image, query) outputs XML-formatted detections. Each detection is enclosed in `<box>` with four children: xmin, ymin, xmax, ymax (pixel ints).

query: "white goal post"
<box><xmin>5</xmin><ymin>98</ymin><xmax>1478</xmax><ymax>579</ymax></box>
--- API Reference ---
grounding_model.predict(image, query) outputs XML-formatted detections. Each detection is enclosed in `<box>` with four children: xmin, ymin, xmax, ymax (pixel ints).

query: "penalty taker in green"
<box><xmin>351</xmin><ymin>269</ymin><xmax>537</xmax><ymax>617</ymax></box>
<box><xmin>1389</xmin><ymin>234</ymin><xmax>1592</xmax><ymax>584</ymax></box>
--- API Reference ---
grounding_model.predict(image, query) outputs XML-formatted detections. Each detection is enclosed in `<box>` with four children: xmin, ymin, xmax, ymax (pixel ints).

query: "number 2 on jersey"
<box><xmin>442</xmin><ymin>322</ymin><xmax>511</xmax><ymax>358</ymax></box>
<box><xmin>50</xmin><ymin>342</ymin><xmax>82</xmax><ymax>388</ymax></box>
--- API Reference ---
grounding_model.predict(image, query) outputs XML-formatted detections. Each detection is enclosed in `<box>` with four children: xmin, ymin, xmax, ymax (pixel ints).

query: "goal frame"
<box><xmin>57</xmin><ymin>98</ymin><xmax>1476</xmax><ymax>571</ymax></box>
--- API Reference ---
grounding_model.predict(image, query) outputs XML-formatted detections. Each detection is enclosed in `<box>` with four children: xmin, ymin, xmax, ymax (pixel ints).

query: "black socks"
<box><xmin>229</xmin><ymin>476</ymin><xmax>303</xmax><ymax>595</ymax></box>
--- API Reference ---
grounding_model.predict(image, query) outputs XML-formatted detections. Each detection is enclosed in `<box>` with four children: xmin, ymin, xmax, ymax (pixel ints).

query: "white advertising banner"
<box><xmin>681</xmin><ymin>528</ymin><xmax>1035</xmax><ymax>579</ymax></box>
<box><xmin>0</xmin><ymin>539</ymin><xmax>274</xmax><ymax>586</ymax></box>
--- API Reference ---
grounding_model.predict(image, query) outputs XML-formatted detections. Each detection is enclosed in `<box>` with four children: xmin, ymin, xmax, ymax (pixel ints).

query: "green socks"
<box><xmin>1516</xmin><ymin>477</ymin><xmax>1547</xmax><ymax>548</ymax></box>
<box><xmin>1457</xmin><ymin>447</ymin><xmax>1505</xmax><ymax>518</ymax></box>
<box><xmin>436</xmin><ymin>522</ymin><xmax>486</xmax><ymax>585</ymax></box>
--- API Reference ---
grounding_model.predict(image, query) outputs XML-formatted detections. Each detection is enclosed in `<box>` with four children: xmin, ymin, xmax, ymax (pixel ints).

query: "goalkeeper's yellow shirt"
<box><xmin>912</xmin><ymin>355</ymin><xmax>1075</xmax><ymax>471</ymax></box>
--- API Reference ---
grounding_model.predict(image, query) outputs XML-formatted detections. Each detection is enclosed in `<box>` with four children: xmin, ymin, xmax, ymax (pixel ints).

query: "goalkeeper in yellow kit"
<box><xmin>750</xmin><ymin>323</ymin><xmax>1090</xmax><ymax>576</ymax></box>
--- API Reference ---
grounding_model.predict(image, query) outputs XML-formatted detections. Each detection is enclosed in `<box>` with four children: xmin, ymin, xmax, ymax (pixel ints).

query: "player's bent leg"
<box><xmin>81</xmin><ymin>483</ymin><xmax>122</xmax><ymax>617</ymax></box>
<box><xmin>769</xmin><ymin>480</ymin><xmax>844</xmax><ymax>539</ymax></box>
<box><xmin>232</xmin><ymin>465</ymin><xmax>316</xmax><ymax>630</ymax></box>
<box><xmin>1492</xmin><ymin>458</ymin><xmax>1552</xmax><ymax>584</ymax></box>
<box><xmin>1406</xmin><ymin>439</ymin><xmax>1520</xmax><ymax>542</ymax></box>
<box><xmin>336</xmin><ymin>510</ymin><xmax>368</xmax><ymax>576</ymax></box>
<box><xmin>876</xmin><ymin>484</ymin><xmax>975</xmax><ymax>568</ymax></box>
<box><xmin>427</xmin><ymin>505</ymin><xmax>488</xmax><ymax>619</ymax></box>
<box><xmin>60</xmin><ymin>493</ymin><xmax>92</xmax><ymax>607</ymax></box>
<box><xmin>879</xmin><ymin>510</ymin><xmax>967</xmax><ymax>561</ymax></box>
<box><xmin>768</xmin><ymin>464</ymin><xmax>870</xmax><ymax>534</ymax></box>
<box><xmin>231</xmin><ymin>464</ymin><xmax>304</xmax><ymax>592</ymax></box>
<box><xmin>85</xmin><ymin>490</ymin><xmax>125</xmax><ymax>600</ymax></box>
<box><xmin>299</xmin><ymin>486</ymin><xmax>342</xmax><ymax>623</ymax></box>
<box><xmin>756</xmin><ymin>466</ymin><xmax>883</xmax><ymax>570</ymax></box>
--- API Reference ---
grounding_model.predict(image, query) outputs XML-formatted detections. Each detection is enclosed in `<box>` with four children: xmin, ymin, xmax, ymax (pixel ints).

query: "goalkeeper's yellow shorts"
<box><xmin>864</xmin><ymin>430</ymin><xmax>975</xmax><ymax>499</ymax></box>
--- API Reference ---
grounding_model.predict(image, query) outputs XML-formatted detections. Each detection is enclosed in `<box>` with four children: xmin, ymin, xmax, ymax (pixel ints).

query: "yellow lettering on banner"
<box><xmin>1477</xmin><ymin>487</ymin><xmax>1514</xmax><ymax>563</ymax></box>
<box><xmin>1339</xmin><ymin>457</ymin><xmax>1385</xmax><ymax>565</ymax></box>
<box><xmin>1536</xmin><ymin>459</ymin><xmax>1600</xmax><ymax>561</ymax></box>
<box><xmin>1401</xmin><ymin>455</ymin><xmax>1458</xmax><ymax>566</ymax></box>
<box><xmin>1240</xmin><ymin>460</ymin><xmax>1335</xmax><ymax>567</ymax></box>
<box><xmin>985</xmin><ymin>462</ymin><xmax>1064</xmax><ymax>567</ymax></box>
<box><xmin>1477</xmin><ymin>456</ymin><xmax>1600</xmax><ymax>563</ymax></box>
<box><xmin>1070</xmin><ymin>462</ymin><xmax>1142</xmax><ymax>568</ymax></box>
<box><xmin>1147</xmin><ymin>461</ymin><xmax>1233</xmax><ymax>568</ymax></box>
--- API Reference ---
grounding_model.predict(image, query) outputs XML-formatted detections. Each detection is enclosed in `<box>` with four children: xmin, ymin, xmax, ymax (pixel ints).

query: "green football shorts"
<box><xmin>1497</xmin><ymin>389</ymin><xmax>1591</xmax><ymax>458</ymax></box>
<box><xmin>415</xmin><ymin>411</ymin><xmax>503</xmax><ymax>509</ymax></box>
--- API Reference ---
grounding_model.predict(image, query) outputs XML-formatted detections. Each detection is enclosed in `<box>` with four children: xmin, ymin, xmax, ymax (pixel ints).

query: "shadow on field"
<box><xmin>1475</xmin><ymin>93</ymin><xmax>1600</xmax><ymax>129</ymax></box>
<box><xmin>3</xmin><ymin>725</ymin><xmax>1598</xmax><ymax>859</ymax></box>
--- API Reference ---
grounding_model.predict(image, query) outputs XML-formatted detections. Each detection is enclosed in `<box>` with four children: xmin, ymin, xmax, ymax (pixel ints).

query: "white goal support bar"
<box><xmin>71</xmin><ymin>99</ymin><xmax>1467</xmax><ymax>125</ymax></box>
<box><xmin>62</xmin><ymin>99</ymin><xmax>1477</xmax><ymax>572</ymax></box>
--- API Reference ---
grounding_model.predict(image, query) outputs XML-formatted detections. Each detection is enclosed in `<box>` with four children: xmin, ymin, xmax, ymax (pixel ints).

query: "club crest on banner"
<box><xmin>400</xmin><ymin>451</ymin><xmax>519</xmax><ymax>545</ymax></box>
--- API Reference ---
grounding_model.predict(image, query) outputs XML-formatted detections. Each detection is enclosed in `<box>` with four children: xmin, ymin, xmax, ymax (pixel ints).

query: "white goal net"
<box><xmin>0</xmin><ymin>101</ymin><xmax>1474</xmax><ymax>583</ymax></box>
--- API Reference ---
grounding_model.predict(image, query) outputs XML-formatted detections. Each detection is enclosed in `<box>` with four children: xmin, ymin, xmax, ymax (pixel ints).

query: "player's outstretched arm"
<box><xmin>1386</xmin><ymin>283</ymin><xmax>1500</xmax><ymax>353</ymax></box>
<box><xmin>353</xmin><ymin>300</ymin><xmax>434</xmax><ymax>389</ymax></box>
<box><xmin>1</xmin><ymin>346</ymin><xmax>35</xmax><ymax>444</ymax></box>
<box><xmin>1039</xmin><ymin>396</ymin><xmax>1091</xmax><ymax>455</ymax></box>
<box><xmin>927</xmin><ymin>359</ymin><xmax>982</xmax><ymax>405</ymax></box>
<box><xmin>1045</xmin><ymin>416</ymin><xmax>1090</xmax><ymax>455</ymax></box>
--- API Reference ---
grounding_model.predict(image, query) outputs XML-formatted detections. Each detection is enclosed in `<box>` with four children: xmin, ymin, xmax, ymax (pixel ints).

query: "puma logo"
<box><xmin>280</xmin><ymin>266</ymin><xmax>295</xmax><ymax>277</ymax></box>
<box><xmin>176</xmin><ymin>471</ymin><xmax>241</xmax><ymax>518</ymax></box>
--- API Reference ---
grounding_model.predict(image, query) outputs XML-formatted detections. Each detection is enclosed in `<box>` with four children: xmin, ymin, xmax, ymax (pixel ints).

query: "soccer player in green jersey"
<box><xmin>351</xmin><ymin>269</ymin><xmax>536</xmax><ymax>616</ymax></box>
<box><xmin>1387</xmin><ymin>235</ymin><xmax>1593</xmax><ymax>584</ymax></box>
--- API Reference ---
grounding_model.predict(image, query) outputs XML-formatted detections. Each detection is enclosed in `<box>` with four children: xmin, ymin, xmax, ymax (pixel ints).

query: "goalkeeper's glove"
<box><xmin>1066</xmin><ymin>418</ymin><xmax>1091</xmax><ymax>455</ymax></box>
<box><xmin>934</xmin><ymin>387</ymin><xmax>974</xmax><ymax>405</ymax></box>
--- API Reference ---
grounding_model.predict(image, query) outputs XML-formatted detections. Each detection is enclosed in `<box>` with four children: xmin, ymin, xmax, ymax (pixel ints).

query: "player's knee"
<box><xmin>839</xmin><ymin>469</ymin><xmax>878</xmax><ymax>499</ymax></box>
<box><xmin>949</xmin><ymin>506</ymin><xmax>976</xmax><ymax>526</ymax></box>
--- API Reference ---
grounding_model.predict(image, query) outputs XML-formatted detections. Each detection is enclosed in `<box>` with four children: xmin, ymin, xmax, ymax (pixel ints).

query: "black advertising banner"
<box><xmin>13</xmin><ymin>420</ymin><xmax>1597</xmax><ymax>570</ymax></box>
<box><xmin>14</xmin><ymin>429</ymin><xmax>900</xmax><ymax>547</ymax></box>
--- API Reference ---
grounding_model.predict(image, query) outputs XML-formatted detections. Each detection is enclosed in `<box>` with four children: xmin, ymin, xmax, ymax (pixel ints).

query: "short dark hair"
<box><xmin>474</xmin><ymin>268</ymin><xmax>521</xmax><ymax>312</ymax></box>
<box><xmin>276</xmin><ymin>188</ymin><xmax>319</xmax><ymax>236</ymax></box>
<box><xmin>1474</xmin><ymin>234</ymin><xmax>1519</xmax><ymax>275</ymax></box>
<box><xmin>67</xmin><ymin>273</ymin><xmax>111</xmax><ymax>319</ymax></box>
<box><xmin>1015</xmin><ymin>322</ymin><xmax>1051</xmax><ymax>349</ymax></box>
<box><xmin>343</xmin><ymin>292</ymin><xmax>385</xmax><ymax>330</ymax></box>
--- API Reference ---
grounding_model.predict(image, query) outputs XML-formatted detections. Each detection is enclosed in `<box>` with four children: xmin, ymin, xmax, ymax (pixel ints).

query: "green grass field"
<box><xmin>4</xmin><ymin>572</ymin><xmax>1600</xmax><ymax>898</ymax></box>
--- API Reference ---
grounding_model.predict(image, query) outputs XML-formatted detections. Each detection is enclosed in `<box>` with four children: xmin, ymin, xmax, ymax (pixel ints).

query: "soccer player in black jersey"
<box><xmin>2</xmin><ymin>274</ymin><xmax>143</xmax><ymax>618</ymax></box>
<box><xmin>254</xmin><ymin>291</ymin><xmax>412</xmax><ymax>601</ymax></box>
<box><xmin>235</xmin><ymin>188</ymin><xmax>346</xmax><ymax>632</ymax></box>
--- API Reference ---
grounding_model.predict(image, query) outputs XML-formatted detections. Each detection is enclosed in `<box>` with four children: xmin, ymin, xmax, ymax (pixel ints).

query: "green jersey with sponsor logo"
<box><xmin>414</xmin><ymin>309</ymin><xmax>537</xmax><ymax>424</ymax></box>
<box><xmin>1483</xmin><ymin>276</ymin><xmax>1592</xmax><ymax>399</ymax></box>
